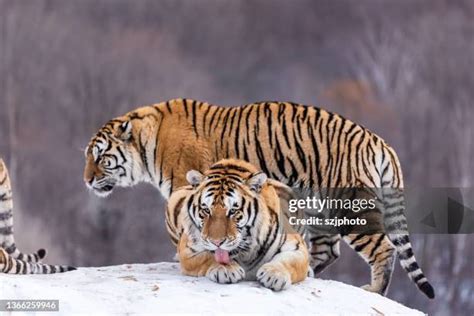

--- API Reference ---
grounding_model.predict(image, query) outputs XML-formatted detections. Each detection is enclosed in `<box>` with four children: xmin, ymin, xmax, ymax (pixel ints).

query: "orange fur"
<box><xmin>84</xmin><ymin>98</ymin><xmax>434</xmax><ymax>298</ymax></box>
<box><xmin>178</xmin><ymin>233</ymin><xmax>215</xmax><ymax>277</ymax></box>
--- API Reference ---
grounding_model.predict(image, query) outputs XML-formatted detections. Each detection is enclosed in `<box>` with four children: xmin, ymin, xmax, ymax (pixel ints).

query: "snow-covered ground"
<box><xmin>0</xmin><ymin>262</ymin><xmax>423</xmax><ymax>315</ymax></box>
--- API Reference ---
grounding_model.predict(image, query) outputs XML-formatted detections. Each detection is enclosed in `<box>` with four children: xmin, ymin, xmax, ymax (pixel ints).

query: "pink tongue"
<box><xmin>214</xmin><ymin>248</ymin><xmax>230</xmax><ymax>265</ymax></box>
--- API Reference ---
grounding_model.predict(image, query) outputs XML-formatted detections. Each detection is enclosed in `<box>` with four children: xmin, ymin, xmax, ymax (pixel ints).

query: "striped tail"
<box><xmin>381</xmin><ymin>146</ymin><xmax>434</xmax><ymax>299</ymax></box>
<box><xmin>0</xmin><ymin>248</ymin><xmax>75</xmax><ymax>274</ymax></box>
<box><xmin>4</xmin><ymin>244</ymin><xmax>47</xmax><ymax>263</ymax></box>
<box><xmin>388</xmin><ymin>234</ymin><xmax>435</xmax><ymax>299</ymax></box>
<box><xmin>0</xmin><ymin>158</ymin><xmax>47</xmax><ymax>263</ymax></box>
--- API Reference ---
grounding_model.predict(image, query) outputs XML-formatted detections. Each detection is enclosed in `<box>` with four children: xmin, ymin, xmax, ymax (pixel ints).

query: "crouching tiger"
<box><xmin>166</xmin><ymin>159</ymin><xmax>309</xmax><ymax>291</ymax></box>
<box><xmin>0</xmin><ymin>158</ymin><xmax>75</xmax><ymax>274</ymax></box>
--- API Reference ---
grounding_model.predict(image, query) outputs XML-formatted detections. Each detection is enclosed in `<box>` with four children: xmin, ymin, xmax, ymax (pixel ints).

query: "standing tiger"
<box><xmin>168</xmin><ymin>159</ymin><xmax>309</xmax><ymax>291</ymax></box>
<box><xmin>0</xmin><ymin>158</ymin><xmax>75</xmax><ymax>274</ymax></box>
<box><xmin>84</xmin><ymin>98</ymin><xmax>434</xmax><ymax>298</ymax></box>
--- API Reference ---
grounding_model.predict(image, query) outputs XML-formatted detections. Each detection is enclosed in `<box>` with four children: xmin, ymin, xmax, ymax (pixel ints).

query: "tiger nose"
<box><xmin>210</xmin><ymin>238</ymin><xmax>225</xmax><ymax>247</ymax></box>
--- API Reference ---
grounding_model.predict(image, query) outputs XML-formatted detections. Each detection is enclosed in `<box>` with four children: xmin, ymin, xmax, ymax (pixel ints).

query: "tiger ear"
<box><xmin>186</xmin><ymin>170</ymin><xmax>203</xmax><ymax>187</ymax></box>
<box><xmin>117</xmin><ymin>120</ymin><xmax>132</xmax><ymax>141</ymax></box>
<box><xmin>246</xmin><ymin>172</ymin><xmax>267</xmax><ymax>193</ymax></box>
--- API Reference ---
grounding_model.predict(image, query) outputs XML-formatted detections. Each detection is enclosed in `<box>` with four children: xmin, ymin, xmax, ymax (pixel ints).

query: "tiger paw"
<box><xmin>206</xmin><ymin>262</ymin><xmax>245</xmax><ymax>284</ymax></box>
<box><xmin>257</xmin><ymin>263</ymin><xmax>291</xmax><ymax>291</ymax></box>
<box><xmin>361</xmin><ymin>284</ymin><xmax>382</xmax><ymax>294</ymax></box>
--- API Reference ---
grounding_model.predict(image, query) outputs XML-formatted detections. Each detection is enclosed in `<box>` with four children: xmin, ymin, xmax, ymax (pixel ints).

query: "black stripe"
<box><xmin>325</xmin><ymin>113</ymin><xmax>334</xmax><ymax>186</ymax></box>
<box><xmin>290</xmin><ymin>103</ymin><xmax>297</xmax><ymax>122</ymax></box>
<box><xmin>0</xmin><ymin>212</ymin><xmax>13</xmax><ymax>220</ymax></box>
<box><xmin>16</xmin><ymin>259</ymin><xmax>22</xmax><ymax>273</ymax></box>
<box><xmin>385</xmin><ymin>208</ymin><xmax>405</xmax><ymax>219</ymax></box>
<box><xmin>158</xmin><ymin>151</ymin><xmax>165</xmax><ymax>187</ymax></box>
<box><xmin>4</xmin><ymin>243</ymin><xmax>16</xmax><ymax>254</ymax></box>
<box><xmin>191</xmin><ymin>100</ymin><xmax>199</xmax><ymax>138</ymax></box>
<box><xmin>0</xmin><ymin>175</ymin><xmax>7</xmax><ymax>185</ymax></box>
<box><xmin>309</xmin><ymin>235</ymin><xmax>330</xmax><ymax>243</ymax></box>
<box><xmin>169</xmin><ymin>170</ymin><xmax>174</xmax><ymax>196</ymax></box>
<box><xmin>234</xmin><ymin>108</ymin><xmax>243</xmax><ymax>157</ymax></box>
<box><xmin>138</xmin><ymin>133</ymin><xmax>153</xmax><ymax>180</ymax></box>
<box><xmin>244</xmin><ymin>106</ymin><xmax>253</xmax><ymax>144</ymax></box>
<box><xmin>248</xmin><ymin>212</ymin><xmax>279</xmax><ymax>270</ymax></box>
<box><xmin>277</xmin><ymin>103</ymin><xmax>285</xmax><ymax>124</ymax></box>
<box><xmin>332</xmin><ymin>118</ymin><xmax>347</xmax><ymax>187</ymax></box>
<box><xmin>280</xmin><ymin>111</ymin><xmax>291</xmax><ymax>149</ymax></box>
<box><xmin>209</xmin><ymin>163</ymin><xmax>251</xmax><ymax>173</ymax></box>
<box><xmin>295</xmin><ymin>113</ymin><xmax>303</xmax><ymax>140</ymax></box>
<box><xmin>391</xmin><ymin>235</ymin><xmax>409</xmax><ymax>246</ymax></box>
<box><xmin>264</xmin><ymin>103</ymin><xmax>273</xmax><ymax>147</ymax></box>
<box><xmin>208</xmin><ymin>107</ymin><xmax>221</xmax><ymax>136</ymax></box>
<box><xmin>219</xmin><ymin>108</ymin><xmax>232</xmax><ymax>149</ymax></box>
<box><xmin>202</xmin><ymin>104</ymin><xmax>212</xmax><ymax>136</ymax></box>
<box><xmin>255</xmin><ymin>135</ymin><xmax>270</xmax><ymax>177</ymax></box>
<box><xmin>166</xmin><ymin>101</ymin><xmax>172</xmax><ymax>113</ymax></box>
<box><xmin>255</xmin><ymin>104</ymin><xmax>261</xmax><ymax>134</ymax></box>
<box><xmin>406</xmin><ymin>262</ymin><xmax>420</xmax><ymax>272</ymax></box>
<box><xmin>6</xmin><ymin>256</ymin><xmax>13</xmax><ymax>272</ymax></box>
<box><xmin>0</xmin><ymin>226</ymin><xmax>13</xmax><ymax>234</ymax></box>
<box><xmin>293</xmin><ymin>130</ymin><xmax>307</xmax><ymax>172</ymax></box>
<box><xmin>228</xmin><ymin>107</ymin><xmax>238</xmax><ymax>137</ymax></box>
<box><xmin>354</xmin><ymin>238</ymin><xmax>373</xmax><ymax>252</ymax></box>
<box><xmin>413</xmin><ymin>274</ymin><xmax>425</xmax><ymax>283</ymax></box>
<box><xmin>151</xmin><ymin>105</ymin><xmax>163</xmax><ymax>116</ymax></box>
<box><xmin>369</xmin><ymin>234</ymin><xmax>385</xmax><ymax>257</ymax></box>
<box><xmin>0</xmin><ymin>193</ymin><xmax>11</xmax><ymax>202</ymax></box>
<box><xmin>301</xmin><ymin>105</ymin><xmax>309</xmax><ymax>121</ymax></box>
<box><xmin>116</xmin><ymin>146</ymin><xmax>126</xmax><ymax>163</ymax></box>
<box><xmin>183</xmin><ymin>99</ymin><xmax>189</xmax><ymax>117</ymax></box>
<box><xmin>248</xmin><ymin>199</ymin><xmax>258</xmax><ymax>227</ymax></box>
<box><xmin>242</xmin><ymin>141</ymin><xmax>250</xmax><ymax>161</ymax></box>
<box><xmin>273</xmin><ymin>135</ymin><xmax>287</xmax><ymax>178</ymax></box>
<box><xmin>349</xmin><ymin>234</ymin><xmax>366</xmax><ymax>245</ymax></box>
<box><xmin>308</xmin><ymin>116</ymin><xmax>322</xmax><ymax>188</ymax></box>
<box><xmin>353</xmin><ymin>131</ymin><xmax>366</xmax><ymax>178</ymax></box>
<box><xmin>398</xmin><ymin>247</ymin><xmax>414</xmax><ymax>260</ymax></box>
<box><xmin>286</xmin><ymin>158</ymin><xmax>299</xmax><ymax>186</ymax></box>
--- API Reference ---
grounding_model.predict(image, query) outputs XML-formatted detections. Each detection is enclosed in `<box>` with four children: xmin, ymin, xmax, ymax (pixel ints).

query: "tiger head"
<box><xmin>83</xmin><ymin>118</ymin><xmax>143</xmax><ymax>197</ymax></box>
<box><xmin>184</xmin><ymin>160</ymin><xmax>274</xmax><ymax>264</ymax></box>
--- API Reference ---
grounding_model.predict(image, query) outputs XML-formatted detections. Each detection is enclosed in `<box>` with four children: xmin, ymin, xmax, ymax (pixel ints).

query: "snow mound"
<box><xmin>1</xmin><ymin>262</ymin><xmax>423</xmax><ymax>315</ymax></box>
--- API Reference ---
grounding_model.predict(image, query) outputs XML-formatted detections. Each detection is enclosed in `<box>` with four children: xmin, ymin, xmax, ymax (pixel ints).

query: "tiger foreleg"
<box><xmin>177</xmin><ymin>233</ymin><xmax>245</xmax><ymax>284</ymax></box>
<box><xmin>256</xmin><ymin>235</ymin><xmax>309</xmax><ymax>291</ymax></box>
<box><xmin>206</xmin><ymin>262</ymin><xmax>246</xmax><ymax>284</ymax></box>
<box><xmin>308</xmin><ymin>233</ymin><xmax>341</xmax><ymax>275</ymax></box>
<box><xmin>178</xmin><ymin>233</ymin><xmax>215</xmax><ymax>276</ymax></box>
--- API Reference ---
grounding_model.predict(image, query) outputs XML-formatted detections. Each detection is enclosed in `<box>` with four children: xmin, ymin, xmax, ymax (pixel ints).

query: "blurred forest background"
<box><xmin>0</xmin><ymin>0</ymin><xmax>473</xmax><ymax>314</ymax></box>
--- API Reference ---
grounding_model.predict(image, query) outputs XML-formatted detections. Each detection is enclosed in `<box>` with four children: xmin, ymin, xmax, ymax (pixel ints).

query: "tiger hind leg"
<box><xmin>343</xmin><ymin>233</ymin><xmax>395</xmax><ymax>295</ymax></box>
<box><xmin>308</xmin><ymin>233</ymin><xmax>341</xmax><ymax>275</ymax></box>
